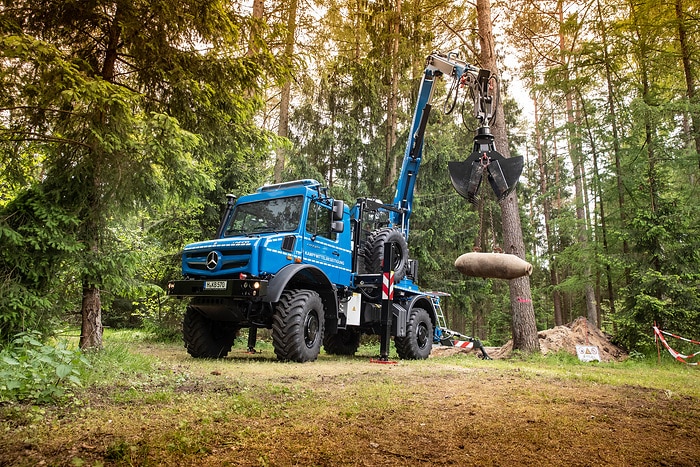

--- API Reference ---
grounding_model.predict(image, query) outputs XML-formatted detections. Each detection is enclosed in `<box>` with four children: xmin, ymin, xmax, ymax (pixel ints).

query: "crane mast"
<box><xmin>390</xmin><ymin>53</ymin><xmax>474</xmax><ymax>238</ymax></box>
<box><xmin>390</xmin><ymin>52</ymin><xmax>523</xmax><ymax>239</ymax></box>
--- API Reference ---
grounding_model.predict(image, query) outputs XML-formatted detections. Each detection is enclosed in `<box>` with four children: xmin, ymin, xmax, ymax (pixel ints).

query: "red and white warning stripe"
<box><xmin>656</xmin><ymin>328</ymin><xmax>700</xmax><ymax>345</ymax></box>
<box><xmin>653</xmin><ymin>326</ymin><xmax>699</xmax><ymax>365</ymax></box>
<box><xmin>452</xmin><ymin>340</ymin><xmax>474</xmax><ymax>350</ymax></box>
<box><xmin>382</xmin><ymin>271</ymin><xmax>394</xmax><ymax>301</ymax></box>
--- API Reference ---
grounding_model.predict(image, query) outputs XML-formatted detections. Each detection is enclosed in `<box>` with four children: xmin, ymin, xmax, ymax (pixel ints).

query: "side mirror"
<box><xmin>331</xmin><ymin>220</ymin><xmax>344</xmax><ymax>233</ymax></box>
<box><xmin>332</xmin><ymin>199</ymin><xmax>345</xmax><ymax>221</ymax></box>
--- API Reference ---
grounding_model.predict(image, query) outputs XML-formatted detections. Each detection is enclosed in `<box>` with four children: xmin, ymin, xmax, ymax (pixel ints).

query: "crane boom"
<box><xmin>390</xmin><ymin>53</ymin><xmax>471</xmax><ymax>236</ymax></box>
<box><xmin>390</xmin><ymin>52</ymin><xmax>523</xmax><ymax>240</ymax></box>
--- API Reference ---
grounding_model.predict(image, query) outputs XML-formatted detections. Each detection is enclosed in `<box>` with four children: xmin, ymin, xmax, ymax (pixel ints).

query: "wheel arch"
<box><xmin>403</xmin><ymin>294</ymin><xmax>437</xmax><ymax>328</ymax></box>
<box><xmin>267</xmin><ymin>264</ymin><xmax>339</xmax><ymax>333</ymax></box>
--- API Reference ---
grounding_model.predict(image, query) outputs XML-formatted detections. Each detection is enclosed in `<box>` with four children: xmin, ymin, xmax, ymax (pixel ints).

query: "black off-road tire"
<box><xmin>272</xmin><ymin>289</ymin><xmax>325</xmax><ymax>362</ymax></box>
<box><xmin>362</xmin><ymin>227</ymin><xmax>409</xmax><ymax>282</ymax></box>
<box><xmin>323</xmin><ymin>328</ymin><xmax>362</xmax><ymax>356</ymax></box>
<box><xmin>183</xmin><ymin>306</ymin><xmax>239</xmax><ymax>358</ymax></box>
<box><xmin>395</xmin><ymin>307</ymin><xmax>433</xmax><ymax>360</ymax></box>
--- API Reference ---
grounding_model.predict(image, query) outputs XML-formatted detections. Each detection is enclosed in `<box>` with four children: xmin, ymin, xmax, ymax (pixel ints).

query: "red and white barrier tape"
<box><xmin>656</xmin><ymin>328</ymin><xmax>700</xmax><ymax>345</ymax></box>
<box><xmin>453</xmin><ymin>340</ymin><xmax>474</xmax><ymax>350</ymax></box>
<box><xmin>653</xmin><ymin>326</ymin><xmax>699</xmax><ymax>365</ymax></box>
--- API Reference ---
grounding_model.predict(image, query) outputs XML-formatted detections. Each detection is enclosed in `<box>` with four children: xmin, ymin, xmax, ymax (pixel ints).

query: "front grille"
<box><xmin>185</xmin><ymin>247</ymin><xmax>252</xmax><ymax>272</ymax></box>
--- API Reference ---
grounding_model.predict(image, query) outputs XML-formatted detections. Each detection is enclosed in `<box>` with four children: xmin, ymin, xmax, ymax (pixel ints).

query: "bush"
<box><xmin>0</xmin><ymin>189</ymin><xmax>82</xmax><ymax>341</ymax></box>
<box><xmin>0</xmin><ymin>330</ymin><xmax>90</xmax><ymax>404</ymax></box>
<box><xmin>137</xmin><ymin>292</ymin><xmax>186</xmax><ymax>342</ymax></box>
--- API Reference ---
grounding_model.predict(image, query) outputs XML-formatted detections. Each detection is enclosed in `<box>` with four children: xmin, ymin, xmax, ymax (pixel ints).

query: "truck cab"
<box><xmin>180</xmin><ymin>179</ymin><xmax>352</xmax><ymax>287</ymax></box>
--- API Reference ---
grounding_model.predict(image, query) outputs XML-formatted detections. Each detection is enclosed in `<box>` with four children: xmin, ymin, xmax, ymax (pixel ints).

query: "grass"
<box><xmin>1</xmin><ymin>330</ymin><xmax>698</xmax><ymax>466</ymax></box>
<box><xmin>91</xmin><ymin>330</ymin><xmax>700</xmax><ymax>399</ymax></box>
<box><xmin>486</xmin><ymin>352</ymin><xmax>700</xmax><ymax>399</ymax></box>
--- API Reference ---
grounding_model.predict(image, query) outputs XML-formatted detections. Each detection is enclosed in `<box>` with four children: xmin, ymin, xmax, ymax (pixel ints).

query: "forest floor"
<box><xmin>1</xmin><ymin>334</ymin><xmax>699</xmax><ymax>466</ymax></box>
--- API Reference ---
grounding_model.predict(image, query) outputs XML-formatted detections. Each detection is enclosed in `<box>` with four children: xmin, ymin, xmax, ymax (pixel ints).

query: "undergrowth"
<box><xmin>0</xmin><ymin>330</ymin><xmax>89</xmax><ymax>404</ymax></box>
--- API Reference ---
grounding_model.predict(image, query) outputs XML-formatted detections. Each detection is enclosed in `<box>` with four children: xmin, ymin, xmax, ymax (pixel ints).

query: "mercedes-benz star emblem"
<box><xmin>206</xmin><ymin>251</ymin><xmax>220</xmax><ymax>270</ymax></box>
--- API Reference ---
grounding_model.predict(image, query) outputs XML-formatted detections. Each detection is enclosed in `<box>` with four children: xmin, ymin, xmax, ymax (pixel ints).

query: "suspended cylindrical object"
<box><xmin>455</xmin><ymin>252</ymin><xmax>533</xmax><ymax>280</ymax></box>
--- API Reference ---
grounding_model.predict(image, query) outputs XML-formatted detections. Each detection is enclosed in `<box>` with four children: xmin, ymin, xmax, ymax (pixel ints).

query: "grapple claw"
<box><xmin>449</xmin><ymin>129</ymin><xmax>523</xmax><ymax>203</ymax></box>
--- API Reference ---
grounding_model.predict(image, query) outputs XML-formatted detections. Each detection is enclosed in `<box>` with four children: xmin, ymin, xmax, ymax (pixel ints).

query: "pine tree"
<box><xmin>0</xmin><ymin>1</ymin><xmax>281</xmax><ymax>347</ymax></box>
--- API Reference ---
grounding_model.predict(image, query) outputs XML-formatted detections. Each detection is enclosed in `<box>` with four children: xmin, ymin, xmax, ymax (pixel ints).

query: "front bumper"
<box><xmin>167</xmin><ymin>278</ymin><xmax>268</xmax><ymax>299</ymax></box>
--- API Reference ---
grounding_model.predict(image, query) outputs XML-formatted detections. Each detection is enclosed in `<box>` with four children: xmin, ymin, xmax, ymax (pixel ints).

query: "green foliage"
<box><xmin>0</xmin><ymin>331</ymin><xmax>89</xmax><ymax>404</ymax></box>
<box><xmin>0</xmin><ymin>188</ymin><xmax>82</xmax><ymax>339</ymax></box>
<box><xmin>0</xmin><ymin>0</ymin><xmax>285</xmax><ymax>347</ymax></box>
<box><xmin>2</xmin><ymin>0</ymin><xmax>699</xmax><ymax>354</ymax></box>
<box><xmin>615</xmin><ymin>199</ymin><xmax>700</xmax><ymax>350</ymax></box>
<box><xmin>80</xmin><ymin>333</ymin><xmax>156</xmax><ymax>389</ymax></box>
<box><xmin>137</xmin><ymin>297</ymin><xmax>186</xmax><ymax>343</ymax></box>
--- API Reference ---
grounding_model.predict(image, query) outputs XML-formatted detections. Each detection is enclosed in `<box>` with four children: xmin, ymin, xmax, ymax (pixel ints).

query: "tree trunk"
<box><xmin>273</xmin><ymin>0</ymin><xmax>297</xmax><ymax>183</ymax></box>
<box><xmin>534</xmin><ymin>96</ymin><xmax>563</xmax><ymax>326</ymax></box>
<box><xmin>675</xmin><ymin>0</ymin><xmax>700</xmax><ymax>168</ymax></box>
<box><xmin>247</xmin><ymin>0</ymin><xmax>264</xmax><ymax>57</ymax></box>
<box><xmin>578</xmin><ymin>88</ymin><xmax>616</xmax><ymax>323</ymax></box>
<box><xmin>78</xmin><ymin>2</ymin><xmax>124</xmax><ymax>350</ymax></box>
<box><xmin>384</xmin><ymin>0</ymin><xmax>401</xmax><ymax>187</ymax></box>
<box><xmin>629</xmin><ymin>2</ymin><xmax>660</xmax><ymax>220</ymax></box>
<box><xmin>557</xmin><ymin>1</ymin><xmax>597</xmax><ymax>327</ymax></box>
<box><xmin>80</xmin><ymin>279</ymin><xmax>103</xmax><ymax>349</ymax></box>
<box><xmin>476</xmin><ymin>0</ymin><xmax>539</xmax><ymax>353</ymax></box>
<box><xmin>595</xmin><ymin>0</ymin><xmax>629</xmax><ymax>298</ymax></box>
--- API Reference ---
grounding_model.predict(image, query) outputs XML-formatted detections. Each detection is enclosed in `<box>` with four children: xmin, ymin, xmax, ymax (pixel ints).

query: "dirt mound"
<box><xmin>495</xmin><ymin>317</ymin><xmax>627</xmax><ymax>362</ymax></box>
<box><xmin>430</xmin><ymin>344</ymin><xmax>485</xmax><ymax>358</ymax></box>
<box><xmin>434</xmin><ymin>317</ymin><xmax>627</xmax><ymax>362</ymax></box>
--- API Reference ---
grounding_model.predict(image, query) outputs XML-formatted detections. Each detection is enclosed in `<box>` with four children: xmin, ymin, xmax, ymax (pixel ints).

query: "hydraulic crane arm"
<box><xmin>389</xmin><ymin>52</ymin><xmax>523</xmax><ymax>240</ymax></box>
<box><xmin>390</xmin><ymin>53</ymin><xmax>475</xmax><ymax>236</ymax></box>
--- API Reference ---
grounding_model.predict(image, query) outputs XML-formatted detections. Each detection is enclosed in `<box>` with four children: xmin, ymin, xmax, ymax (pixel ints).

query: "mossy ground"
<box><xmin>1</xmin><ymin>333</ymin><xmax>698</xmax><ymax>466</ymax></box>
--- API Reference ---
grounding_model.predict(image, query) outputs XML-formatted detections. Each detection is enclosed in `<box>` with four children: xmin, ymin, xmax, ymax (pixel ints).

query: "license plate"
<box><xmin>204</xmin><ymin>281</ymin><xmax>227</xmax><ymax>290</ymax></box>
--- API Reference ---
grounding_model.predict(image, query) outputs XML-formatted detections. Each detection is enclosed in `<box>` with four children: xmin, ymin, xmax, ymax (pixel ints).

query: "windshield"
<box><xmin>225</xmin><ymin>196</ymin><xmax>303</xmax><ymax>236</ymax></box>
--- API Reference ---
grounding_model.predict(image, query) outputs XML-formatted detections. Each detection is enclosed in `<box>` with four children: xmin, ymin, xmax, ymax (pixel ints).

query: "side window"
<box><xmin>306</xmin><ymin>202</ymin><xmax>336</xmax><ymax>241</ymax></box>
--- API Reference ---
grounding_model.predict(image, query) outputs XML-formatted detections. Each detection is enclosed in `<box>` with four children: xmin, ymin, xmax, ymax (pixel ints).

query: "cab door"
<box><xmin>302</xmin><ymin>201</ymin><xmax>351</xmax><ymax>285</ymax></box>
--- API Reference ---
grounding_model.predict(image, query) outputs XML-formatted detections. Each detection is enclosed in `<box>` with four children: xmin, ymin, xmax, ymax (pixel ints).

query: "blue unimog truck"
<box><xmin>167</xmin><ymin>53</ymin><xmax>522</xmax><ymax>362</ymax></box>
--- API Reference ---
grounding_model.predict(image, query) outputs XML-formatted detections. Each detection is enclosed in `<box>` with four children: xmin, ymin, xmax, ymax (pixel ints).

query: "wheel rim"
<box><xmin>304</xmin><ymin>311</ymin><xmax>320</xmax><ymax>348</ymax></box>
<box><xmin>391</xmin><ymin>242</ymin><xmax>402</xmax><ymax>269</ymax></box>
<box><xmin>416</xmin><ymin>322</ymin><xmax>429</xmax><ymax>349</ymax></box>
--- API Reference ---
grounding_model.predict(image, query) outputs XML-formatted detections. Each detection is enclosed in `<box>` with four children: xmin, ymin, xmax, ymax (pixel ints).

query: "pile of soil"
<box><xmin>434</xmin><ymin>317</ymin><xmax>628</xmax><ymax>362</ymax></box>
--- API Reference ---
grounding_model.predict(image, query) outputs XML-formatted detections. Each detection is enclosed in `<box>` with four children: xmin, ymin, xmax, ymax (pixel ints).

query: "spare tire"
<box><xmin>361</xmin><ymin>227</ymin><xmax>409</xmax><ymax>282</ymax></box>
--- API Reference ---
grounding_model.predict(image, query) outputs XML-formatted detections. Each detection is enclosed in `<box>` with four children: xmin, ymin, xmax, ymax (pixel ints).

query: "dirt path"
<box><xmin>1</xmin><ymin>342</ymin><xmax>698</xmax><ymax>466</ymax></box>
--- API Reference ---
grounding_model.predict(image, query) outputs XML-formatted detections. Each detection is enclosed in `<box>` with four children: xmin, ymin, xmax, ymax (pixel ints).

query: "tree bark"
<box><xmin>79</xmin><ymin>2</ymin><xmax>125</xmax><ymax>350</ymax></box>
<box><xmin>247</xmin><ymin>0</ymin><xmax>264</xmax><ymax>57</ymax></box>
<box><xmin>273</xmin><ymin>0</ymin><xmax>297</xmax><ymax>183</ymax></box>
<box><xmin>384</xmin><ymin>0</ymin><xmax>401</xmax><ymax>187</ymax></box>
<box><xmin>533</xmin><ymin>96</ymin><xmax>563</xmax><ymax>326</ymax></box>
<box><xmin>629</xmin><ymin>1</ymin><xmax>660</xmax><ymax>220</ymax></box>
<box><xmin>80</xmin><ymin>279</ymin><xmax>103</xmax><ymax>349</ymax></box>
<box><xmin>595</xmin><ymin>0</ymin><xmax>629</xmax><ymax>297</ymax></box>
<box><xmin>557</xmin><ymin>1</ymin><xmax>597</xmax><ymax>326</ymax></box>
<box><xmin>476</xmin><ymin>0</ymin><xmax>539</xmax><ymax>353</ymax></box>
<box><xmin>576</xmin><ymin>85</ymin><xmax>615</xmax><ymax>325</ymax></box>
<box><xmin>675</xmin><ymin>0</ymin><xmax>700</xmax><ymax>168</ymax></box>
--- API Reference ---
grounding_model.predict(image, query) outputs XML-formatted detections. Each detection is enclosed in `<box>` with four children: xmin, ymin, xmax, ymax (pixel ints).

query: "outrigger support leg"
<box><xmin>378</xmin><ymin>242</ymin><xmax>394</xmax><ymax>362</ymax></box>
<box><xmin>438</xmin><ymin>328</ymin><xmax>493</xmax><ymax>360</ymax></box>
<box><xmin>247</xmin><ymin>326</ymin><xmax>258</xmax><ymax>353</ymax></box>
<box><xmin>473</xmin><ymin>338</ymin><xmax>492</xmax><ymax>360</ymax></box>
